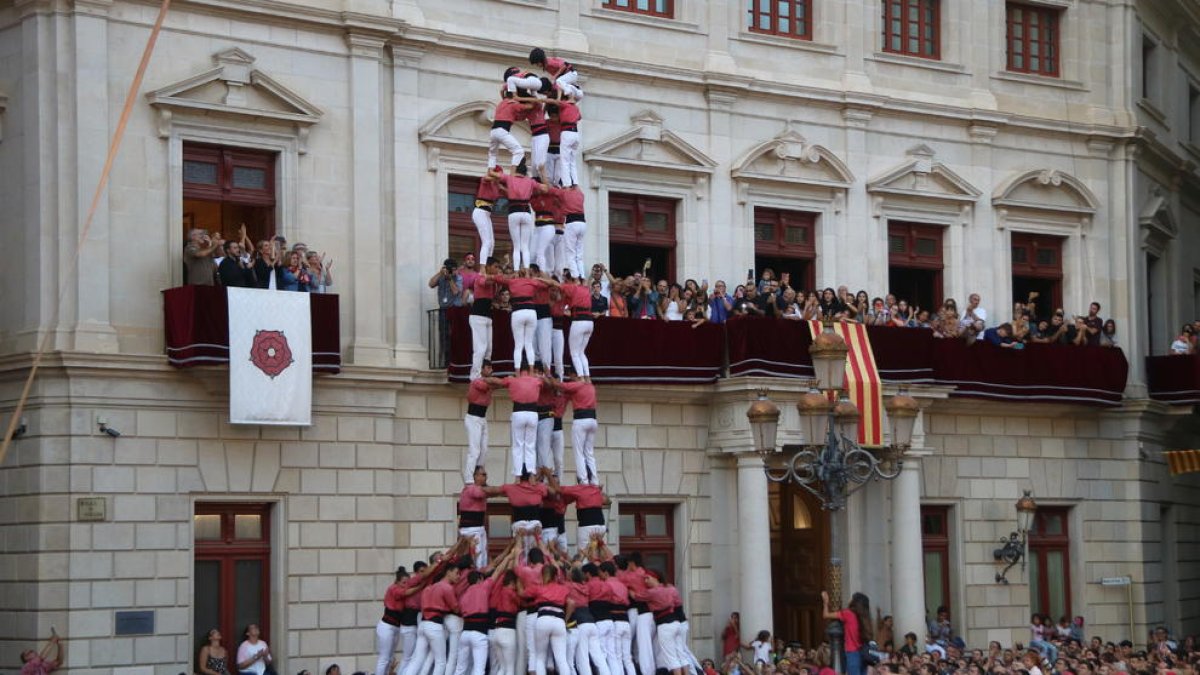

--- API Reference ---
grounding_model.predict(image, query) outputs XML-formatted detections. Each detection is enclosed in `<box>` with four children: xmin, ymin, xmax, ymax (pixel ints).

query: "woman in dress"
<box><xmin>199</xmin><ymin>628</ymin><xmax>229</xmax><ymax>675</ymax></box>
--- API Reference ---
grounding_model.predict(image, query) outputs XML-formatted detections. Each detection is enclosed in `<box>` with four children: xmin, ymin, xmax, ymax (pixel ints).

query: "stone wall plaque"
<box><xmin>76</xmin><ymin>497</ymin><xmax>106</xmax><ymax>522</ymax></box>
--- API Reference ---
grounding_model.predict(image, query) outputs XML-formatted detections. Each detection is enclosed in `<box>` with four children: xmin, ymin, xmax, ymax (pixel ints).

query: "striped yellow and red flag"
<box><xmin>807</xmin><ymin>320</ymin><xmax>884</xmax><ymax>446</ymax></box>
<box><xmin>1165</xmin><ymin>450</ymin><xmax>1200</xmax><ymax>476</ymax></box>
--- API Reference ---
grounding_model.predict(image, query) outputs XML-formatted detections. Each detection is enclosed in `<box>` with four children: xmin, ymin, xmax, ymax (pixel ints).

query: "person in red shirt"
<box><xmin>504</xmin><ymin>66</ymin><xmax>543</xmax><ymax>97</ymax></box>
<box><xmin>550</xmin><ymin>370</ymin><xmax>599</xmax><ymax>484</ymax></box>
<box><xmin>550</xmin><ymin>101</ymin><xmax>582</xmax><ymax>189</ymax></box>
<box><xmin>464</xmin><ymin>361</ymin><xmax>504</xmax><ymax>486</ymax></box>
<box><xmin>489</xmin><ymin>568</ymin><xmax>523</xmax><ymax>675</ymax></box>
<box><xmin>20</xmin><ymin>632</ymin><xmax>63</xmax><ymax>675</ymax></box>
<box><xmin>562</xmin><ymin>278</ymin><xmax>595</xmax><ymax>378</ymax></box>
<box><xmin>821</xmin><ymin>590</ymin><xmax>873</xmax><ymax>675</ymax></box>
<box><xmin>459</xmin><ymin>467</ymin><xmax>505</xmax><ymax>568</ymax></box>
<box><xmin>533</xmin><ymin>361</ymin><xmax>556</xmax><ymax>475</ymax></box>
<box><xmin>550</xmin><ymin>184</ymin><xmax>586</xmax><ymax>279</ymax></box>
<box><xmin>531</xmin><ymin>190</ymin><xmax>560</xmax><ymax>275</ymax></box>
<box><xmin>489</xmin><ymin>166</ymin><xmax>549</xmax><ymax>271</ymax></box>
<box><xmin>638</xmin><ymin>572</ymin><xmax>684</xmax><ymax>675</ymax></box>
<box><xmin>530</xmin><ymin>564</ymin><xmax>576</xmax><ymax>675</ymax></box>
<box><xmin>401</xmin><ymin>560</ymin><xmax>466</xmax><ymax>675</ymax></box>
<box><xmin>492</xmin><ymin>268</ymin><xmax>557</xmax><ymax>374</ymax></box>
<box><xmin>489</xmin><ymin>96</ymin><xmax>531</xmax><ymax>171</ymax></box>
<box><xmin>500</xmin><ymin>472</ymin><xmax>552</xmax><ymax>558</ymax></box>
<box><xmin>566</xmin><ymin>565</ymin><xmax>611</xmax><ymax>675</ymax></box>
<box><xmin>556</xmin><ymin>479</ymin><xmax>609</xmax><ymax>559</ymax></box>
<box><xmin>537</xmin><ymin>491</ymin><xmax>569</xmax><ymax>556</ymax></box>
<box><xmin>529</xmin><ymin>48</ymin><xmax>583</xmax><ymax>99</ymax></box>
<box><xmin>721</xmin><ymin>612</ymin><xmax>743</xmax><ymax>660</ymax></box>
<box><xmin>473</xmin><ymin>172</ymin><xmax>503</xmax><ymax>262</ymax></box>
<box><xmin>549</xmin><ymin>386</ymin><xmax>568</xmax><ymax>477</ymax></box>
<box><xmin>468</xmin><ymin>257</ymin><xmax>501</xmax><ymax>380</ymax></box>
<box><xmin>498</xmin><ymin>361</ymin><xmax>547</xmax><ymax>478</ymax></box>
<box><xmin>616</xmin><ymin>553</ymin><xmax>655</xmax><ymax>675</ymax></box>
<box><xmin>455</xmin><ymin>543</ymin><xmax>519</xmax><ymax>675</ymax></box>
<box><xmin>376</xmin><ymin>566</ymin><xmax>411</xmax><ymax>675</ymax></box>
<box><xmin>549</xmin><ymin>287</ymin><xmax>568</xmax><ymax>381</ymax></box>
<box><xmin>603</xmin><ymin>561</ymin><xmax>637</xmax><ymax>675</ymax></box>
<box><xmin>530</xmin><ymin>267</ymin><xmax>555</xmax><ymax>384</ymax></box>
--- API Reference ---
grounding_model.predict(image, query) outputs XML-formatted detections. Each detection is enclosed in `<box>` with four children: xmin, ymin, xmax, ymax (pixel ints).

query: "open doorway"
<box><xmin>770</xmin><ymin>477</ymin><xmax>829</xmax><ymax>647</ymax></box>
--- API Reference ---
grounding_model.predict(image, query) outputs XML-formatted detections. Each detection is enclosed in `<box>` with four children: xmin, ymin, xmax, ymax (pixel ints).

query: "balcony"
<box><xmin>163</xmin><ymin>285</ymin><xmax>341</xmax><ymax>373</ymax></box>
<box><xmin>1146</xmin><ymin>354</ymin><xmax>1200</xmax><ymax>404</ymax></box>
<box><xmin>444</xmin><ymin>309</ymin><xmax>1130</xmax><ymax>407</ymax></box>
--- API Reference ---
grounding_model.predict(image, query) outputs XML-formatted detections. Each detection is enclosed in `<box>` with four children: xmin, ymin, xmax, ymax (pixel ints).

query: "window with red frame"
<box><xmin>754</xmin><ymin>207</ymin><xmax>817</xmax><ymax>291</ymax></box>
<box><xmin>193</xmin><ymin>503</ymin><xmax>272</xmax><ymax>656</ymax></box>
<box><xmin>618</xmin><ymin>504</ymin><xmax>675</xmax><ymax>583</ymax></box>
<box><xmin>1010</xmin><ymin>232</ymin><xmax>1064</xmax><ymax>319</ymax></box>
<box><xmin>888</xmin><ymin>221</ymin><xmax>944</xmax><ymax>312</ymax></box>
<box><xmin>449</xmin><ymin>174</ymin><xmax>512</xmax><ymax>265</ymax></box>
<box><xmin>601</xmin><ymin>0</ymin><xmax>673</xmax><ymax>18</ymax></box>
<box><xmin>1006</xmin><ymin>3</ymin><xmax>1060</xmax><ymax>77</ymax></box>
<box><xmin>882</xmin><ymin>0</ymin><xmax>940</xmax><ymax>59</ymax></box>
<box><xmin>921</xmin><ymin>505</ymin><xmax>952</xmax><ymax>620</ymax></box>
<box><xmin>1028</xmin><ymin>507</ymin><xmax>1071</xmax><ymax>619</ymax></box>
<box><xmin>183</xmin><ymin>144</ymin><xmax>277</xmax><ymax>250</ymax></box>
<box><xmin>748</xmin><ymin>0</ymin><xmax>812</xmax><ymax>40</ymax></box>
<box><xmin>608</xmin><ymin>193</ymin><xmax>678</xmax><ymax>280</ymax></box>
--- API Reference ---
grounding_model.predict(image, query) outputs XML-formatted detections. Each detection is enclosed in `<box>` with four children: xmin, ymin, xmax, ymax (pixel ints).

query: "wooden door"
<box><xmin>770</xmin><ymin>481</ymin><xmax>829</xmax><ymax>647</ymax></box>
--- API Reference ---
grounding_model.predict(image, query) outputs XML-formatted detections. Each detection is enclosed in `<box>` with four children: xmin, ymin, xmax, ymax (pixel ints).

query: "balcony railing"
<box><xmin>163</xmin><ymin>285</ymin><xmax>341</xmax><ymax>373</ymax></box>
<box><xmin>1147</xmin><ymin>354</ymin><xmax>1200</xmax><ymax>404</ymax></box>
<box><xmin>442</xmin><ymin>308</ymin><xmax>1131</xmax><ymax>406</ymax></box>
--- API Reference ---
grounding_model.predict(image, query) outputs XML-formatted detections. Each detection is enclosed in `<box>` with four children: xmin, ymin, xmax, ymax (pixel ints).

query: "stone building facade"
<box><xmin>1</xmin><ymin>1</ymin><xmax>1200</xmax><ymax>675</ymax></box>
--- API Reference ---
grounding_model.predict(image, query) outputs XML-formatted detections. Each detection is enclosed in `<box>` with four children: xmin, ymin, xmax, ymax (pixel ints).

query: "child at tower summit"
<box><xmin>529</xmin><ymin>48</ymin><xmax>583</xmax><ymax>99</ymax></box>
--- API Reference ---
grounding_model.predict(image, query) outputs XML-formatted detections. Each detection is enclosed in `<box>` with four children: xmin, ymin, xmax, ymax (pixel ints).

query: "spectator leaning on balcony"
<box><xmin>982</xmin><ymin>322</ymin><xmax>1019</xmax><ymax>349</ymax></box>
<box><xmin>184</xmin><ymin>228</ymin><xmax>222</xmax><ymax>286</ymax></box>
<box><xmin>306</xmin><ymin>251</ymin><xmax>334</xmax><ymax>293</ymax></box>
<box><xmin>218</xmin><ymin>240</ymin><xmax>258</xmax><ymax>288</ymax></box>
<box><xmin>1171</xmin><ymin>324</ymin><xmax>1195</xmax><ymax>354</ymax></box>
<box><xmin>1082</xmin><ymin>302</ymin><xmax>1103</xmax><ymax>346</ymax></box>
<box><xmin>708</xmin><ymin>281</ymin><xmax>733</xmax><ymax>324</ymax></box>
<box><xmin>960</xmin><ymin>293</ymin><xmax>988</xmax><ymax>337</ymax></box>
<box><xmin>1100</xmin><ymin>319</ymin><xmax>1119</xmax><ymax>348</ymax></box>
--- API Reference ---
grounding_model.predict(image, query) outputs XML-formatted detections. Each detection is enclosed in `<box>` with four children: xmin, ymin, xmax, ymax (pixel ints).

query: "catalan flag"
<box><xmin>808</xmin><ymin>320</ymin><xmax>884</xmax><ymax>446</ymax></box>
<box><xmin>1166</xmin><ymin>450</ymin><xmax>1200</xmax><ymax>476</ymax></box>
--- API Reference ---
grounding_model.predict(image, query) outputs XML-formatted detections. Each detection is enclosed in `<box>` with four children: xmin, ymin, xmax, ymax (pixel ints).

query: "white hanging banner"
<box><xmin>228</xmin><ymin>287</ymin><xmax>312</xmax><ymax>425</ymax></box>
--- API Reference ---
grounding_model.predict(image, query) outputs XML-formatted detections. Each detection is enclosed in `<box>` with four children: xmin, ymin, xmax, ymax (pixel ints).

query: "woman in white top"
<box><xmin>235</xmin><ymin>624</ymin><xmax>272</xmax><ymax>675</ymax></box>
<box><xmin>660</xmin><ymin>284</ymin><xmax>685</xmax><ymax>321</ymax></box>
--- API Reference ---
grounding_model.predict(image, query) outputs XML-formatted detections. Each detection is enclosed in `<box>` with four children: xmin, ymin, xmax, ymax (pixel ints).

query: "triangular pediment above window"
<box><xmin>731</xmin><ymin>129</ymin><xmax>853</xmax><ymax>189</ymax></box>
<box><xmin>583</xmin><ymin>110</ymin><xmax>716</xmax><ymax>175</ymax></box>
<box><xmin>867</xmin><ymin>144</ymin><xmax>981</xmax><ymax>202</ymax></box>
<box><xmin>1139</xmin><ymin>186</ymin><xmax>1177</xmax><ymax>253</ymax></box>
<box><xmin>146</xmin><ymin>48</ymin><xmax>323</xmax><ymax>149</ymax></box>
<box><xmin>993</xmin><ymin>168</ymin><xmax>1098</xmax><ymax>215</ymax></box>
<box><xmin>420</xmin><ymin>100</ymin><xmax>533</xmax><ymax>152</ymax></box>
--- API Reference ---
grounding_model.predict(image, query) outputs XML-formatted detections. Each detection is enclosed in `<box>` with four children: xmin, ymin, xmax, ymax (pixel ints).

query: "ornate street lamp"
<box><xmin>746</xmin><ymin>321</ymin><xmax>919</xmax><ymax>674</ymax></box>
<box><xmin>994</xmin><ymin>490</ymin><xmax>1038</xmax><ymax>584</ymax></box>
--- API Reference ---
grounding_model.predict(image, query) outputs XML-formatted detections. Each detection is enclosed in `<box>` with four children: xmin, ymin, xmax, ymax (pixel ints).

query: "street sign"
<box><xmin>1100</xmin><ymin>576</ymin><xmax>1132</xmax><ymax>586</ymax></box>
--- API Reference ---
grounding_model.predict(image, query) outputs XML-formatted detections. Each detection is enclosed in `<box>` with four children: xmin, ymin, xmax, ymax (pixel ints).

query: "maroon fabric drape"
<box><xmin>864</xmin><ymin>325</ymin><xmax>936</xmax><ymax>383</ymax></box>
<box><xmin>1147</xmin><ymin>355</ymin><xmax>1200</xmax><ymax>404</ymax></box>
<box><xmin>930</xmin><ymin>339</ymin><xmax>1127</xmax><ymax>406</ymax></box>
<box><xmin>447</xmin><ymin>307</ymin><xmax>724</xmax><ymax>384</ymax></box>
<box><xmin>163</xmin><ymin>286</ymin><xmax>341</xmax><ymax>373</ymax></box>
<box><xmin>726</xmin><ymin>316</ymin><xmax>815</xmax><ymax>379</ymax></box>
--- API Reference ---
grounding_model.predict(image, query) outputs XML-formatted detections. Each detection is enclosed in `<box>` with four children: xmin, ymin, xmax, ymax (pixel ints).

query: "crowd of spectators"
<box><xmin>183</xmin><ymin>226</ymin><xmax>334</xmax><ymax>293</ymax></box>
<box><xmin>714</xmin><ymin>610</ymin><xmax>1197</xmax><ymax>675</ymax></box>
<box><xmin>435</xmin><ymin>257</ymin><xmax>1125</xmax><ymax>351</ymax></box>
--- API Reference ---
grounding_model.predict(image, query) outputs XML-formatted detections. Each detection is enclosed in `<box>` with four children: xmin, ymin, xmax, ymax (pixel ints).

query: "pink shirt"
<box><xmin>642</xmin><ymin>586</ymin><xmax>676</xmax><ymax>616</ymax></box>
<box><xmin>607</xmin><ymin>578</ymin><xmax>630</xmax><ymax>607</ymax></box>
<box><xmin>489</xmin><ymin>582</ymin><xmax>521</xmax><ymax>614</ymax></box>
<box><xmin>467</xmin><ymin>378</ymin><xmax>493</xmax><ymax>407</ymax></box>
<box><xmin>561</xmin><ymin>380</ymin><xmax>597</xmax><ymax>410</ymax></box>
<box><xmin>497</xmin><ymin>276</ymin><xmax>546</xmax><ymax>301</ymax></box>
<box><xmin>459</xmin><ymin>578</ymin><xmax>494</xmax><ymax>618</ymax></box>
<box><xmin>472</xmin><ymin>273</ymin><xmax>495</xmax><ymax>300</ymax></box>
<box><xmin>421</xmin><ymin>579</ymin><xmax>459</xmax><ymax>616</ymax></box>
<box><xmin>502</xmin><ymin>375</ymin><xmax>543</xmax><ymax>404</ymax></box>
<box><xmin>559</xmin><ymin>484</ymin><xmax>604</xmax><ymax>509</ymax></box>
<box><xmin>553</xmin><ymin>187</ymin><xmax>585</xmax><ymax>214</ymax></box>
<box><xmin>618</xmin><ymin>568</ymin><xmax>648</xmax><ymax>597</ymax></box>
<box><xmin>498</xmin><ymin>174</ymin><xmax>541</xmax><ymax>202</ymax></box>
<box><xmin>459</xmin><ymin>484</ymin><xmax>487</xmax><ymax>513</ymax></box>
<box><xmin>494</xmin><ymin>99</ymin><xmax>524</xmax><ymax>123</ymax></box>
<box><xmin>564</xmin><ymin>284</ymin><xmax>591</xmax><ymax>312</ymax></box>
<box><xmin>558</xmin><ymin>100</ymin><xmax>581</xmax><ymax>124</ymax></box>
<box><xmin>384</xmin><ymin>582</ymin><xmax>406</xmax><ymax>611</ymax></box>
<box><xmin>545</xmin><ymin>57</ymin><xmax>570</xmax><ymax>77</ymax></box>
<box><xmin>533</xmin><ymin>582</ymin><xmax>570</xmax><ymax>609</ymax></box>
<box><xmin>477</xmin><ymin>176</ymin><xmax>502</xmax><ymax>201</ymax></box>
<box><xmin>501</xmin><ymin>481</ymin><xmax>549</xmax><ymax>507</ymax></box>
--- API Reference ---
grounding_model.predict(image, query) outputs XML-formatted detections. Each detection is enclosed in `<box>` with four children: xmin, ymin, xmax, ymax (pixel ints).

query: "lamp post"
<box><xmin>746</xmin><ymin>321</ymin><xmax>919</xmax><ymax>674</ymax></box>
<box><xmin>994</xmin><ymin>490</ymin><xmax>1038</xmax><ymax>584</ymax></box>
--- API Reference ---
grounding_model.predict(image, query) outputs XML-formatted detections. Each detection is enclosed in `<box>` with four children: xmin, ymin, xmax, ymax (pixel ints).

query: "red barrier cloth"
<box><xmin>163</xmin><ymin>285</ymin><xmax>341</xmax><ymax>373</ymax></box>
<box><xmin>446</xmin><ymin>308</ymin><xmax>724</xmax><ymax>384</ymax></box>
<box><xmin>725</xmin><ymin>316</ymin><xmax>815</xmax><ymax>379</ymax></box>
<box><xmin>1146</xmin><ymin>354</ymin><xmax>1200</xmax><ymax>404</ymax></box>
<box><xmin>929</xmin><ymin>339</ymin><xmax>1127</xmax><ymax>406</ymax></box>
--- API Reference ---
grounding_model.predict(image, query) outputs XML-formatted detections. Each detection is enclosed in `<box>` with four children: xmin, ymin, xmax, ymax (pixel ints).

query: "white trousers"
<box><xmin>510</xmin><ymin>410</ymin><xmax>539</xmax><ymax>477</ymax></box>
<box><xmin>542</xmin><ymin>526</ymin><xmax>568</xmax><ymax>556</ymax></box>
<box><xmin>531</xmin><ymin>135</ymin><xmax>550</xmax><ymax>180</ymax></box>
<box><xmin>445</xmin><ymin>615</ymin><xmax>464</xmax><ymax>675</ymax></box>
<box><xmin>634</xmin><ymin>611</ymin><xmax>656</xmax><ymax>675</ymax></box>
<box><xmin>515</xmin><ymin>610</ymin><xmax>533</xmax><ymax>674</ymax></box>
<box><xmin>468</xmin><ymin>314</ymin><xmax>493</xmax><ymax>380</ymax></box>
<box><xmin>491</xmin><ymin>627</ymin><xmax>518</xmax><ymax>675</ymax></box>
<box><xmin>552</xmin><ymin>329</ymin><xmax>565</xmax><ymax>380</ymax></box>
<box><xmin>511</xmin><ymin>308</ymin><xmax>537</xmax><ymax>371</ymax></box>
<box><xmin>596</xmin><ymin>620</ymin><xmax>618</xmax><ymax>675</ymax></box>
<box><xmin>558</xmin><ymin>130</ymin><xmax>581</xmax><ymax>187</ymax></box>
<box><xmin>544</xmin><ymin>153</ymin><xmax>560</xmax><ymax>189</ymax></box>
<box><xmin>577</xmin><ymin>524</ymin><xmax>606</xmax><ymax>552</ymax></box>
<box><xmin>679</xmin><ymin>621</ymin><xmax>701</xmax><ymax>674</ymax></box>
<box><xmin>464</xmin><ymin>414</ymin><xmax>489</xmax><ymax>486</ymax></box>
<box><xmin>656</xmin><ymin>622</ymin><xmax>684</xmax><ymax>670</ymax></box>
<box><xmin>613</xmin><ymin>620</ymin><xmax>636</xmax><ymax>675</ymax></box>
<box><xmin>536</xmin><ymin>416</ymin><xmax>554</xmax><ymax>471</ymax></box>
<box><xmin>551</xmin><ymin>231</ymin><xmax>566</xmax><ymax>278</ymax></box>
<box><xmin>564</xmin><ymin>220</ymin><xmax>587</xmax><ymax>280</ymax></box>
<box><xmin>534</xmin><ymin>225</ymin><xmax>556</xmax><ymax>273</ymax></box>
<box><xmin>401</xmin><ymin>620</ymin><xmax>445</xmax><ymax>675</ymax></box>
<box><xmin>512</xmin><ymin>520</ymin><xmax>542</xmax><ymax>560</ymax></box>
<box><xmin>508</xmin><ymin>212</ymin><xmax>535</xmax><ymax>270</ymax></box>
<box><xmin>377</xmin><ymin>620</ymin><xmax>402</xmax><ymax>675</ymax></box>
<box><xmin>572</xmin><ymin>417</ymin><xmax>598</xmax><ymax>484</ymax></box>
<box><xmin>454</xmin><ymin>630</ymin><xmax>489</xmax><ymax>675</ymax></box>
<box><xmin>554</xmin><ymin>70</ymin><xmax>582</xmax><ymax>98</ymax></box>
<box><xmin>507</xmin><ymin>73</ymin><xmax>542</xmax><ymax>93</ymax></box>
<box><xmin>534</xmin><ymin>615</ymin><xmax>571</xmax><ymax>675</ymax></box>
<box><xmin>552</xmin><ymin>427</ymin><xmax>565</xmax><ymax>479</ymax></box>
<box><xmin>535</xmin><ymin>316</ymin><xmax>553</xmax><ymax>369</ymax></box>
<box><xmin>568</xmin><ymin>320</ymin><xmax>594</xmax><ymax>377</ymax></box>
<box><xmin>575</xmin><ymin>622</ymin><xmax>612</xmax><ymax>675</ymax></box>
<box><xmin>399</xmin><ymin>625</ymin><xmax>419</xmax><ymax>674</ymax></box>
<box><xmin>459</xmin><ymin>524</ymin><xmax>488</xmax><ymax>568</ymax></box>
<box><xmin>472</xmin><ymin>207</ymin><xmax>495</xmax><ymax>261</ymax></box>
<box><xmin>489</xmin><ymin>127</ymin><xmax>524</xmax><ymax>168</ymax></box>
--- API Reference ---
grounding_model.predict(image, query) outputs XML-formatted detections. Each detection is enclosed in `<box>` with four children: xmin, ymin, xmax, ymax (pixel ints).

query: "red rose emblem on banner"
<box><xmin>250</xmin><ymin>330</ymin><xmax>294</xmax><ymax>378</ymax></box>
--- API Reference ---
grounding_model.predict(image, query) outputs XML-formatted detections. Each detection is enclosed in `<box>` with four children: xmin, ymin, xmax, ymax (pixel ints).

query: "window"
<box><xmin>748</xmin><ymin>0</ymin><xmax>812</xmax><ymax>39</ymax></box>
<box><xmin>194</xmin><ymin>503</ymin><xmax>272</xmax><ymax>653</ymax></box>
<box><xmin>754</xmin><ymin>207</ymin><xmax>817</xmax><ymax>292</ymax></box>
<box><xmin>183</xmin><ymin>144</ymin><xmax>277</xmax><ymax>248</ymax></box>
<box><xmin>1005</xmin><ymin>3</ymin><xmax>1060</xmax><ymax>77</ymax></box>
<box><xmin>618</xmin><ymin>504</ymin><xmax>675</xmax><ymax>582</ymax></box>
<box><xmin>608</xmin><ymin>193</ymin><xmax>678</xmax><ymax>280</ymax></box>
<box><xmin>448</xmin><ymin>174</ymin><xmax>511</xmax><ymax>264</ymax></box>
<box><xmin>485</xmin><ymin>503</ymin><xmax>514</xmax><ymax>562</ymax></box>
<box><xmin>921</xmin><ymin>505</ymin><xmax>952</xmax><ymax>623</ymax></box>
<box><xmin>601</xmin><ymin>0</ymin><xmax>673</xmax><ymax>18</ymax></box>
<box><xmin>888</xmin><ymin>222</ymin><xmax>944</xmax><ymax>311</ymax></box>
<box><xmin>882</xmin><ymin>0</ymin><xmax>939</xmax><ymax>59</ymax></box>
<box><xmin>1142</xmin><ymin>35</ymin><xmax>1156</xmax><ymax>101</ymax></box>
<box><xmin>1011</xmin><ymin>232</ymin><xmax>1064</xmax><ymax>318</ymax></box>
<box><xmin>1028</xmin><ymin>507</ymin><xmax>1071</xmax><ymax>619</ymax></box>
